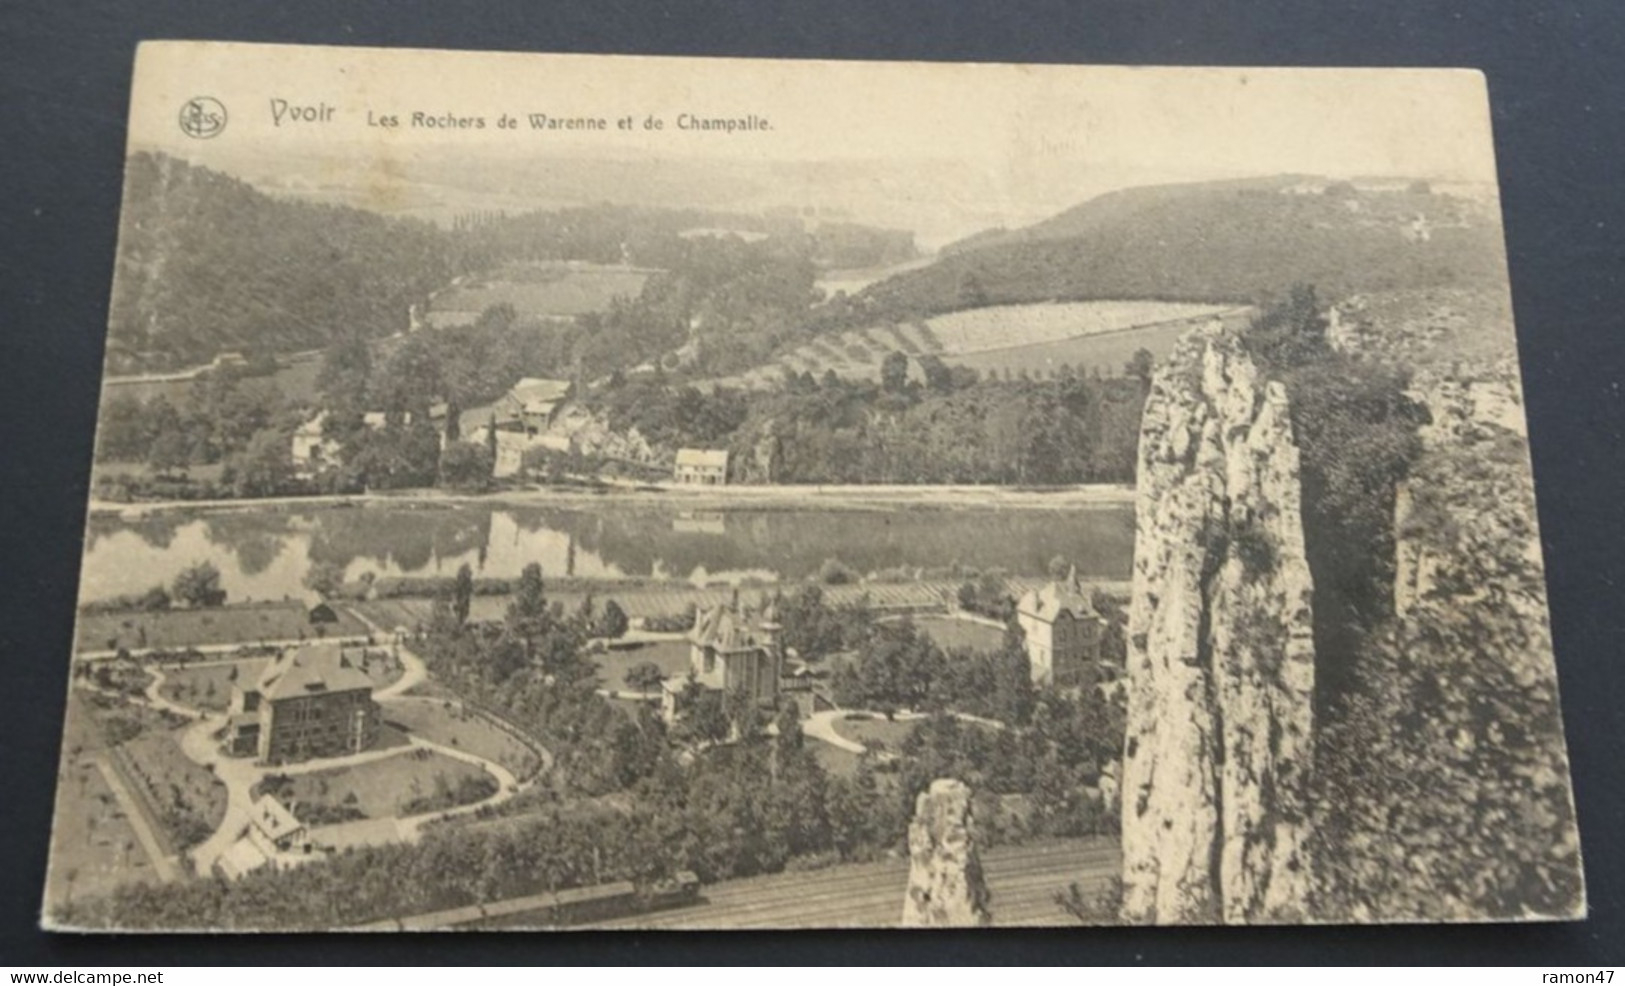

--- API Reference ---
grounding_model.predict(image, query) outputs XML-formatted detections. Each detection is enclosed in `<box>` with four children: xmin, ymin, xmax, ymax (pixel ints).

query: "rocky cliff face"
<box><xmin>1120</xmin><ymin>321</ymin><xmax>1317</xmax><ymax>924</ymax></box>
<box><xmin>1316</xmin><ymin>295</ymin><xmax>1584</xmax><ymax>920</ymax></box>
<box><xmin>901</xmin><ymin>778</ymin><xmax>992</xmax><ymax>927</ymax></box>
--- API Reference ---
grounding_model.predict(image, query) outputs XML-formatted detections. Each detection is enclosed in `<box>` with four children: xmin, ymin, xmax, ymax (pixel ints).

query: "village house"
<box><xmin>290</xmin><ymin>411</ymin><xmax>342</xmax><ymax>477</ymax></box>
<box><xmin>673</xmin><ymin>448</ymin><xmax>729</xmax><ymax>486</ymax></box>
<box><xmin>227</xmin><ymin>642</ymin><xmax>380</xmax><ymax>764</ymax></box>
<box><xmin>290</xmin><ymin>409</ymin><xmax>413</xmax><ymax>477</ymax></box>
<box><xmin>661</xmin><ymin>596</ymin><xmax>783</xmax><ymax>725</ymax></box>
<box><xmin>496</xmin><ymin>377</ymin><xmax>574</xmax><ymax>436</ymax></box>
<box><xmin>464</xmin><ymin>377</ymin><xmax>578</xmax><ymax>478</ymax></box>
<box><xmin>1015</xmin><ymin>568</ymin><xmax>1107</xmax><ymax>688</ymax></box>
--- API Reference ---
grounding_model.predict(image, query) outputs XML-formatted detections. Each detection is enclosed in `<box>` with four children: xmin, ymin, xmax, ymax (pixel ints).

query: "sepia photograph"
<box><xmin>39</xmin><ymin>41</ymin><xmax>1584</xmax><ymax>931</ymax></box>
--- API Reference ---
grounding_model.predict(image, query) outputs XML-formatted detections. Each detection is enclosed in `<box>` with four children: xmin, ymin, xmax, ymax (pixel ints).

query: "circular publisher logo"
<box><xmin>179</xmin><ymin>96</ymin><xmax>227</xmax><ymax>139</ymax></box>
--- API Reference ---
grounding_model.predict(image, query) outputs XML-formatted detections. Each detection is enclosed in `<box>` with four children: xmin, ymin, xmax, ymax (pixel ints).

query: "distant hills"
<box><xmin>104</xmin><ymin>153</ymin><xmax>918</xmax><ymax>375</ymax></box>
<box><xmin>859</xmin><ymin>175</ymin><xmax>1506</xmax><ymax>316</ymax></box>
<box><xmin>104</xmin><ymin>157</ymin><xmax>1508</xmax><ymax>379</ymax></box>
<box><xmin>107</xmin><ymin>153</ymin><xmax>455</xmax><ymax>374</ymax></box>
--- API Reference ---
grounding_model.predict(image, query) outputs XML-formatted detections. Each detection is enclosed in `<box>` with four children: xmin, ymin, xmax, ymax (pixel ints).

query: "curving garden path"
<box><xmin>802</xmin><ymin>707</ymin><xmax>1007</xmax><ymax>757</ymax></box>
<box><xmin>135</xmin><ymin>615</ymin><xmax>540</xmax><ymax>877</ymax></box>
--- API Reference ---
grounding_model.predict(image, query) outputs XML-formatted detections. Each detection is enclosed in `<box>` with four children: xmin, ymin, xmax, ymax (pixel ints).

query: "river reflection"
<box><xmin>79</xmin><ymin>502</ymin><xmax>1135</xmax><ymax>604</ymax></box>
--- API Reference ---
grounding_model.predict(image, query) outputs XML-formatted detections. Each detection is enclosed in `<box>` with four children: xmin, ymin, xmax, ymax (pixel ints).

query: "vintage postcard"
<box><xmin>44</xmin><ymin>41</ymin><xmax>1583</xmax><ymax>930</ymax></box>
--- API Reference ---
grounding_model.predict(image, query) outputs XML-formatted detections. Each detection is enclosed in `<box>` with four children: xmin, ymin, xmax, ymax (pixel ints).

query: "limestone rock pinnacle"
<box><xmin>901</xmin><ymin>778</ymin><xmax>992</xmax><ymax>927</ymax></box>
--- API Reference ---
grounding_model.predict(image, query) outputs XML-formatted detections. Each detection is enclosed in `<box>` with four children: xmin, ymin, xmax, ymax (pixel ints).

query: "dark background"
<box><xmin>3</xmin><ymin>0</ymin><xmax>1622</xmax><ymax>966</ymax></box>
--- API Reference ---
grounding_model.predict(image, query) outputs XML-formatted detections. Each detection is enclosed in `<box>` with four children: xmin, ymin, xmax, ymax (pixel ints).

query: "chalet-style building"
<box><xmin>246</xmin><ymin>794</ymin><xmax>308</xmax><ymax>856</ymax></box>
<box><xmin>496</xmin><ymin>378</ymin><xmax>574</xmax><ymax>436</ymax></box>
<box><xmin>227</xmin><ymin>642</ymin><xmax>380</xmax><ymax>764</ymax></box>
<box><xmin>217</xmin><ymin>794</ymin><xmax>312</xmax><ymax>879</ymax></box>
<box><xmin>661</xmin><ymin>597</ymin><xmax>782</xmax><ymax>724</ymax></box>
<box><xmin>1015</xmin><ymin>568</ymin><xmax>1106</xmax><ymax>688</ymax></box>
<box><xmin>673</xmin><ymin>448</ymin><xmax>729</xmax><ymax>486</ymax></box>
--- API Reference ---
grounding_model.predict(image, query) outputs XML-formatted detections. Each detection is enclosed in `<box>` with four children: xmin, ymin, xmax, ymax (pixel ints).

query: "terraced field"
<box><xmin>592</xmin><ymin>837</ymin><xmax>1120</xmax><ymax>928</ymax></box>
<box><xmin>719</xmin><ymin>300</ymin><xmax>1239</xmax><ymax>388</ymax></box>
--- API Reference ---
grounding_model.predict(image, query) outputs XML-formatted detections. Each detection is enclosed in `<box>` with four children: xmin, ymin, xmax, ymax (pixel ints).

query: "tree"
<box><xmin>452</xmin><ymin>563</ymin><xmax>473</xmax><ymax>628</ymax></box>
<box><xmin>97</xmin><ymin>395</ymin><xmax>153</xmax><ymax>462</ymax></box>
<box><xmin>1125</xmin><ymin>348</ymin><xmax>1155</xmax><ymax>389</ymax></box>
<box><xmin>137</xmin><ymin>584</ymin><xmax>172</xmax><ymax>612</ymax></box>
<box><xmin>506</xmin><ymin>562</ymin><xmax>549</xmax><ymax>648</ymax></box>
<box><xmin>146</xmin><ymin>429</ymin><xmax>192</xmax><ymax>476</ymax></box>
<box><xmin>956</xmin><ymin>270</ymin><xmax>989</xmax><ymax>308</ymax></box>
<box><xmin>674</xmin><ymin>684</ymin><xmax>731</xmax><ymax>745</ymax></box>
<box><xmin>172</xmin><ymin>561</ymin><xmax>225</xmax><ymax>608</ymax></box>
<box><xmin>229</xmin><ymin>428</ymin><xmax>292</xmax><ymax>498</ymax></box>
<box><xmin>624</xmin><ymin>661</ymin><xmax>664</xmax><ymax>697</ymax></box>
<box><xmin>302</xmin><ymin>561</ymin><xmax>345</xmax><ymax>599</ymax></box>
<box><xmin>598</xmin><ymin>600</ymin><xmax>630</xmax><ymax>640</ymax></box>
<box><xmin>318</xmin><ymin>334</ymin><xmax>373</xmax><ymax>412</ymax></box>
<box><xmin>880</xmin><ymin>351</ymin><xmax>910</xmax><ymax>393</ymax></box>
<box><xmin>438</xmin><ymin>441</ymin><xmax>493</xmax><ymax>490</ymax></box>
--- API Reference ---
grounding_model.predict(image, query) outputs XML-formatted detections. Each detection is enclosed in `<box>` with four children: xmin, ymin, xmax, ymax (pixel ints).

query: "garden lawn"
<box><xmin>594</xmin><ymin>638</ymin><xmax>692</xmax><ymax>692</ymax></box>
<box><xmin>264</xmin><ymin>748</ymin><xmax>497</xmax><ymax>824</ymax></box>
<box><xmin>158</xmin><ymin>659</ymin><xmax>268</xmax><ymax>713</ymax></box>
<box><xmin>830</xmin><ymin>714</ymin><xmax>918</xmax><ymax>754</ymax></box>
<box><xmin>383</xmin><ymin>699</ymin><xmax>543</xmax><ymax>779</ymax></box>
<box><xmin>117</xmin><ymin>727</ymin><xmax>228</xmax><ymax>850</ymax></box>
<box><xmin>909</xmin><ymin>615</ymin><xmax>1007</xmax><ymax>654</ymax></box>
<box><xmin>77</xmin><ymin>602</ymin><xmax>369</xmax><ymax>654</ymax></box>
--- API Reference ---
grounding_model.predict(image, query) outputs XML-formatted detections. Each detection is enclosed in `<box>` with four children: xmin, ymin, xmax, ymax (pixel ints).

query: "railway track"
<box><xmin>592</xmin><ymin>837</ymin><xmax>1120</xmax><ymax>929</ymax></box>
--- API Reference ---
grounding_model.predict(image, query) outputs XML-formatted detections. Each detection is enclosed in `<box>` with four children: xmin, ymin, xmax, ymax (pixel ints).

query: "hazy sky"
<box><xmin>129</xmin><ymin>42</ymin><xmax>1503</xmax><ymax>246</ymax></box>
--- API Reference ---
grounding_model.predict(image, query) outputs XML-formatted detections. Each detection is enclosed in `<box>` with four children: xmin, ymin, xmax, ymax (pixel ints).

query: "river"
<box><xmin>78</xmin><ymin>500</ymin><xmax>1136</xmax><ymax>604</ymax></box>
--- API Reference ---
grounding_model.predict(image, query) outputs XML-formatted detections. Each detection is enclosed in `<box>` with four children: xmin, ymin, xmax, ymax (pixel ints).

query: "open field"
<box><xmin>592</xmin><ymin>837</ymin><xmax>1120</xmax><ymax>929</ymax></box>
<box><xmin>908</xmin><ymin>614</ymin><xmax>1007</xmax><ymax>653</ymax></box>
<box><xmin>952</xmin><ymin>314</ymin><xmax>1196</xmax><ymax>378</ymax></box>
<box><xmin>594</xmin><ymin>639</ymin><xmax>692</xmax><ymax>690</ymax></box>
<box><xmin>383</xmin><ymin>700</ymin><xmax>543</xmax><ymax>779</ymax></box>
<box><xmin>425</xmin><ymin>263</ymin><xmax>656</xmax><ymax>326</ymax></box>
<box><xmin>261</xmin><ymin>748</ymin><xmax>497</xmax><ymax>823</ymax></box>
<box><xmin>721</xmin><ymin>300</ymin><xmax>1234</xmax><ymax>388</ymax></box>
<box><xmin>77</xmin><ymin>602</ymin><xmax>371</xmax><ymax>654</ymax></box>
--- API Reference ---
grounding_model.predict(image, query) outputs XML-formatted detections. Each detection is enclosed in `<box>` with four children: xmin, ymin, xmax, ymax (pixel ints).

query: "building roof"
<box><xmin>217</xmin><ymin>837</ymin><xmax>272</xmax><ymax>880</ymax></box>
<box><xmin>295</xmin><ymin>411</ymin><xmax>329</xmax><ymax>437</ymax></box>
<box><xmin>690</xmin><ymin>602</ymin><xmax>769</xmax><ymax>652</ymax></box>
<box><xmin>251</xmin><ymin>794</ymin><xmax>304</xmax><ymax>841</ymax></box>
<box><xmin>257</xmin><ymin>642</ymin><xmax>374</xmax><ymax>702</ymax></box>
<box><xmin>505</xmin><ymin>378</ymin><xmax>573</xmax><ymax>414</ymax></box>
<box><xmin>1017</xmin><ymin>568</ymin><xmax>1101</xmax><ymax>624</ymax></box>
<box><xmin>675</xmin><ymin>448</ymin><xmax>730</xmax><ymax>469</ymax></box>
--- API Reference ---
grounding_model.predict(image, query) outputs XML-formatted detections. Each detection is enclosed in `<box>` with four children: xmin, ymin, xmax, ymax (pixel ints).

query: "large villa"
<box><xmin>227</xmin><ymin>642</ymin><xmax>381</xmax><ymax>764</ymax></box>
